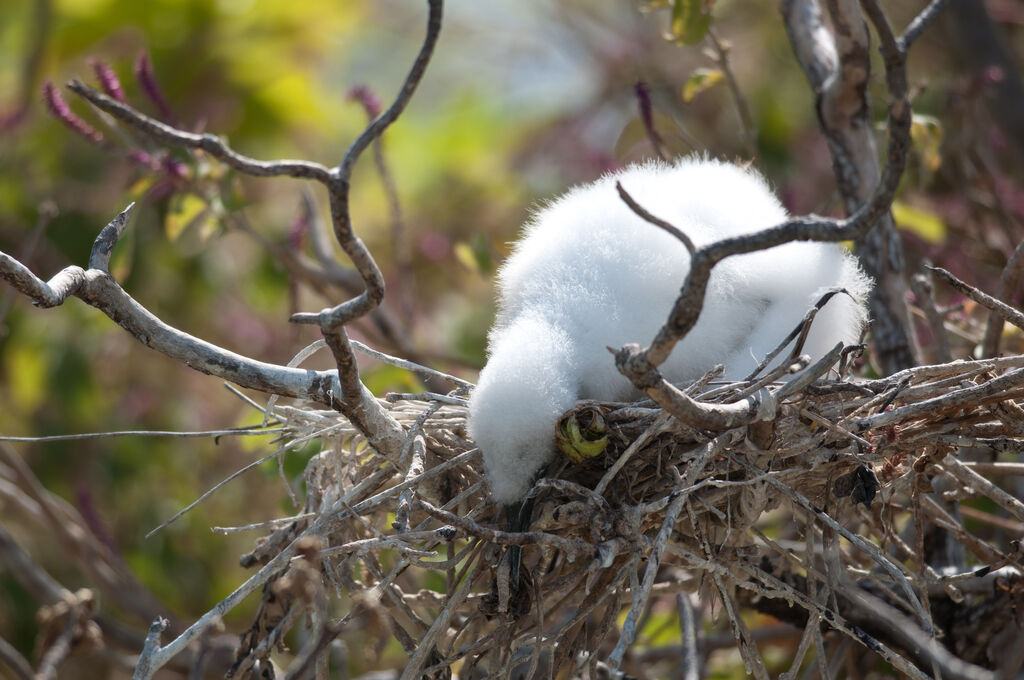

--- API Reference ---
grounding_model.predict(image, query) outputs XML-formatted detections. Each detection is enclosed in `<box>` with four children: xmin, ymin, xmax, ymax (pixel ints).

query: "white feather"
<box><xmin>469</xmin><ymin>157</ymin><xmax>871</xmax><ymax>505</ymax></box>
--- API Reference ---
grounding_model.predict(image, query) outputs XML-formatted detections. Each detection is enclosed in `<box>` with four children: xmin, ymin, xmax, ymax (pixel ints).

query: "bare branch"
<box><xmin>0</xmin><ymin>636</ymin><xmax>33</xmax><ymax>680</ymax></box>
<box><xmin>618</xmin><ymin>0</ymin><xmax>915</xmax><ymax>398</ymax></box>
<box><xmin>782</xmin><ymin>0</ymin><xmax>919</xmax><ymax>374</ymax></box>
<box><xmin>615</xmin><ymin>181</ymin><xmax>695</xmax><ymax>255</ymax></box>
<box><xmin>707</xmin><ymin>29</ymin><xmax>757</xmax><ymax>159</ymax></box>
<box><xmin>607</xmin><ymin>437</ymin><xmax>722</xmax><ymax>671</ymax></box>
<box><xmin>899</xmin><ymin>0</ymin><xmax>950</xmax><ymax>49</ymax></box>
<box><xmin>0</xmin><ymin>211</ymin><xmax>344</xmax><ymax>407</ymax></box>
<box><xmin>850</xmin><ymin>366</ymin><xmax>1024</xmax><ymax>433</ymax></box>
<box><xmin>87</xmin><ymin>202</ymin><xmax>134</xmax><ymax>271</ymax></box>
<box><xmin>981</xmin><ymin>241</ymin><xmax>1024</xmax><ymax>357</ymax></box>
<box><xmin>930</xmin><ymin>266</ymin><xmax>1024</xmax><ymax>332</ymax></box>
<box><xmin>911</xmin><ymin>270</ymin><xmax>953</xmax><ymax>363</ymax></box>
<box><xmin>293</xmin><ymin>0</ymin><xmax>443</xmax><ymax>332</ymax></box>
<box><xmin>0</xmin><ymin>255</ymin><xmax>85</xmax><ymax>308</ymax></box>
<box><xmin>0</xmin><ymin>523</ymin><xmax>70</xmax><ymax>604</ymax></box>
<box><xmin>66</xmin><ymin>80</ymin><xmax>333</xmax><ymax>181</ymax></box>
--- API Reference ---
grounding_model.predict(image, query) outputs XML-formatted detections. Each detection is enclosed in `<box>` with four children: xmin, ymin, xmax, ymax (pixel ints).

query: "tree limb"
<box><xmin>781</xmin><ymin>0</ymin><xmax>929</xmax><ymax>374</ymax></box>
<box><xmin>617</xmin><ymin>0</ymin><xmax>924</xmax><ymax>407</ymax></box>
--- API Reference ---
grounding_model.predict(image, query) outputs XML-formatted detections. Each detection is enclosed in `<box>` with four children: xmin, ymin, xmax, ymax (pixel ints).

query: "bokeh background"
<box><xmin>0</xmin><ymin>0</ymin><xmax>1021</xmax><ymax>676</ymax></box>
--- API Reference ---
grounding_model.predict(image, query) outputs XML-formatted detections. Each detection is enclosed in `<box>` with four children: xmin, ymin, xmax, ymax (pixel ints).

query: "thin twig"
<box><xmin>911</xmin><ymin>271</ymin><xmax>953</xmax><ymax>362</ymax></box>
<box><xmin>982</xmin><ymin>240</ymin><xmax>1024</xmax><ymax>358</ymax></box>
<box><xmin>707</xmin><ymin>29</ymin><xmax>757</xmax><ymax>158</ymax></box>
<box><xmin>0</xmin><ymin>427</ymin><xmax>283</xmax><ymax>443</ymax></box>
<box><xmin>68</xmin><ymin>81</ymin><xmax>331</xmax><ymax>181</ymax></box>
<box><xmin>931</xmin><ymin>266</ymin><xmax>1024</xmax><ymax>333</ymax></box>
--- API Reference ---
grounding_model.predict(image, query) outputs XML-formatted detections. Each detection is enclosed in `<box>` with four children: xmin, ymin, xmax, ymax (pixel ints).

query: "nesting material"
<box><xmin>242</xmin><ymin>352</ymin><xmax>1024</xmax><ymax>677</ymax></box>
<box><xmin>469</xmin><ymin>158</ymin><xmax>871</xmax><ymax>505</ymax></box>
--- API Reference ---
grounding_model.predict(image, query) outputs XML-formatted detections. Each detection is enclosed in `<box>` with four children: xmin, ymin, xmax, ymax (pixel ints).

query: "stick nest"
<box><xmin>235</xmin><ymin>354</ymin><xmax>1024</xmax><ymax>679</ymax></box>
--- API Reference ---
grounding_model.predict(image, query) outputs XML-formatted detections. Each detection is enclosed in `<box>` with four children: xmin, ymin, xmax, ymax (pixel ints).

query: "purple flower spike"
<box><xmin>43</xmin><ymin>80</ymin><xmax>104</xmax><ymax>144</ymax></box>
<box><xmin>288</xmin><ymin>209</ymin><xmax>310</xmax><ymax>251</ymax></box>
<box><xmin>126</xmin><ymin>149</ymin><xmax>161</xmax><ymax>170</ymax></box>
<box><xmin>89</xmin><ymin>58</ymin><xmax>125</xmax><ymax>102</ymax></box>
<box><xmin>161</xmin><ymin>156</ymin><xmax>188</xmax><ymax>180</ymax></box>
<box><xmin>0</xmin><ymin>106</ymin><xmax>29</xmax><ymax>132</ymax></box>
<box><xmin>347</xmin><ymin>84</ymin><xmax>383</xmax><ymax>120</ymax></box>
<box><xmin>634</xmin><ymin>79</ymin><xmax>664</xmax><ymax>159</ymax></box>
<box><xmin>134</xmin><ymin>50</ymin><xmax>176</xmax><ymax>124</ymax></box>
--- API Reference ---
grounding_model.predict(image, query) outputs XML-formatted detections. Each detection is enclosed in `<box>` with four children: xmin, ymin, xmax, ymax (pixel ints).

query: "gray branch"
<box><xmin>67</xmin><ymin>81</ymin><xmax>333</xmax><ymax>182</ymax></box>
<box><xmin>781</xmin><ymin>0</ymin><xmax>932</xmax><ymax>374</ymax></box>
<box><xmin>616</xmin><ymin>0</ymin><xmax>926</xmax><ymax>408</ymax></box>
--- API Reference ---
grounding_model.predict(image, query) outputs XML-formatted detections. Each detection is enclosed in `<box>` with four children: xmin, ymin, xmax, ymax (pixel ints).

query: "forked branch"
<box><xmin>615</xmin><ymin>0</ymin><xmax>929</xmax><ymax>418</ymax></box>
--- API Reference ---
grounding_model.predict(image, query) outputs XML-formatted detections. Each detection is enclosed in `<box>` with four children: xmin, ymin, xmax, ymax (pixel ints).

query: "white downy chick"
<box><xmin>469</xmin><ymin>157</ymin><xmax>871</xmax><ymax>505</ymax></box>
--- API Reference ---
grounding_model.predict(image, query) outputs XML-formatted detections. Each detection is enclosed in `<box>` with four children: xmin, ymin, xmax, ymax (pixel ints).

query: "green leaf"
<box><xmin>892</xmin><ymin>201</ymin><xmax>946</xmax><ymax>243</ymax></box>
<box><xmin>910</xmin><ymin>113</ymin><xmax>944</xmax><ymax>173</ymax></box>
<box><xmin>670</xmin><ymin>0</ymin><xmax>713</xmax><ymax>45</ymax></box>
<box><xmin>682</xmin><ymin>67</ymin><xmax>724</xmax><ymax>102</ymax></box>
<box><xmin>454</xmin><ymin>235</ymin><xmax>494</xmax><ymax>275</ymax></box>
<box><xmin>5</xmin><ymin>342</ymin><xmax>47</xmax><ymax>415</ymax></box>
<box><xmin>165</xmin><ymin>193</ymin><xmax>209</xmax><ymax>241</ymax></box>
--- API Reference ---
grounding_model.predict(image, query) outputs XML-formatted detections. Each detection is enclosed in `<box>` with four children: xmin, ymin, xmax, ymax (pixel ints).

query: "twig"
<box><xmin>741</xmin><ymin>289</ymin><xmax>854</xmax><ymax>382</ymax></box>
<box><xmin>212</xmin><ymin>513</ymin><xmax>317</xmax><ymax>535</ymax></box>
<box><xmin>0</xmin><ymin>635</ymin><xmax>33</xmax><ymax>680</ymax></box>
<box><xmin>781</xmin><ymin>0</ymin><xmax>919</xmax><ymax>374</ymax></box>
<box><xmin>354</xmin><ymin>85</ymin><xmax>414</xmax><ymax>321</ymax></box>
<box><xmin>417</xmin><ymin>498</ymin><xmax>596</xmax><ymax>563</ymax></box>
<box><xmin>982</xmin><ymin>240</ymin><xmax>1024</xmax><ymax>357</ymax></box>
<box><xmin>145</xmin><ymin>444</ymin><xmax>291</xmax><ymax>538</ymax></box>
<box><xmin>940</xmin><ymin>457</ymin><xmax>1024</xmax><ymax>524</ymax></box>
<box><xmin>615</xmin><ymin>182</ymin><xmax>695</xmax><ymax>255</ymax></box>
<box><xmin>352</xmin><ymin>338</ymin><xmax>473</xmax><ymax>389</ymax></box>
<box><xmin>849</xmin><ymin>366</ymin><xmax>1024</xmax><ymax>432</ymax></box>
<box><xmin>0</xmin><ymin>427</ymin><xmax>282</xmax><ymax>443</ymax></box>
<box><xmin>899</xmin><ymin>0</ymin><xmax>951</xmax><ymax>50</ymax></box>
<box><xmin>707</xmin><ymin>29</ymin><xmax>757</xmax><ymax>158</ymax></box>
<box><xmin>133</xmin><ymin>617</ymin><xmax>169</xmax><ymax>680</ymax></box>
<box><xmin>930</xmin><ymin>266</ymin><xmax>1024</xmax><ymax>333</ymax></box>
<box><xmin>0</xmin><ymin>200</ymin><xmax>57</xmax><ymax>336</ymax></box>
<box><xmin>911</xmin><ymin>271</ymin><xmax>953</xmax><ymax>362</ymax></box>
<box><xmin>292</xmin><ymin>0</ymin><xmax>443</xmax><ymax>331</ymax></box>
<box><xmin>88</xmin><ymin>203</ymin><xmax>134</xmax><ymax>271</ymax></box>
<box><xmin>68</xmin><ymin>81</ymin><xmax>331</xmax><ymax>181</ymax></box>
<box><xmin>676</xmin><ymin>593</ymin><xmax>700</xmax><ymax>680</ymax></box>
<box><xmin>385</xmin><ymin>392</ymin><xmax>468</xmax><ymax>406</ymax></box>
<box><xmin>393</xmin><ymin>402</ymin><xmax>440</xmax><ymax>533</ymax></box>
<box><xmin>607</xmin><ymin>437</ymin><xmax>723</xmax><ymax>670</ymax></box>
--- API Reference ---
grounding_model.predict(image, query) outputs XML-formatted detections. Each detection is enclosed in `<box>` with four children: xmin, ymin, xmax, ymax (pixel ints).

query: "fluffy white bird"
<box><xmin>469</xmin><ymin>157</ymin><xmax>871</xmax><ymax>506</ymax></box>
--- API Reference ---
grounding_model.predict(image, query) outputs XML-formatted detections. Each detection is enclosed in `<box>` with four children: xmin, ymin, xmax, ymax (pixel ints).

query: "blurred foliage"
<box><xmin>0</xmin><ymin>0</ymin><xmax>1022</xmax><ymax>677</ymax></box>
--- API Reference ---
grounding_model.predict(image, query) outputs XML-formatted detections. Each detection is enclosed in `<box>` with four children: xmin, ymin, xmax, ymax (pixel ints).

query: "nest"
<box><xmin>231</xmin><ymin>353</ymin><xmax>1024</xmax><ymax>679</ymax></box>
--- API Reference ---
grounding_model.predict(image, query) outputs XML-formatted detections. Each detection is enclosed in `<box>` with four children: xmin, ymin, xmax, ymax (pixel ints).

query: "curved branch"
<box><xmin>66</xmin><ymin>80</ymin><xmax>333</xmax><ymax>182</ymax></box>
<box><xmin>981</xmin><ymin>240</ymin><xmax>1024</xmax><ymax>358</ymax></box>
<box><xmin>900</xmin><ymin>0</ymin><xmax>950</xmax><ymax>50</ymax></box>
<box><xmin>0</xmin><ymin>209</ymin><xmax>343</xmax><ymax>406</ymax></box>
<box><xmin>293</xmin><ymin>0</ymin><xmax>443</xmax><ymax>331</ymax></box>
<box><xmin>617</xmin><ymin>0</ymin><xmax>915</xmax><ymax>393</ymax></box>
<box><xmin>88</xmin><ymin>202</ymin><xmax>134</xmax><ymax>271</ymax></box>
<box><xmin>782</xmin><ymin>0</ymin><xmax>921</xmax><ymax>374</ymax></box>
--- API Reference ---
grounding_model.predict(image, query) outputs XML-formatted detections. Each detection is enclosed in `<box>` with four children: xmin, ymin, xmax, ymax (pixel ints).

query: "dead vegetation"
<box><xmin>3</xmin><ymin>0</ymin><xmax>1024</xmax><ymax>678</ymax></box>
